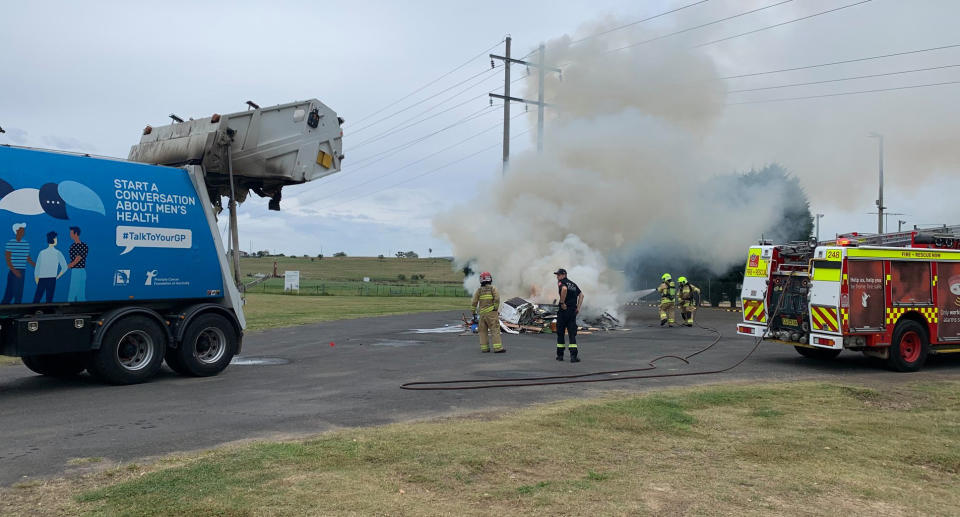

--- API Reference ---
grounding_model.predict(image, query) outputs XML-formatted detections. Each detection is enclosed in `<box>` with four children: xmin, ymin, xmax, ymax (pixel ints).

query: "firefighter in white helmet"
<box><xmin>471</xmin><ymin>271</ymin><xmax>504</xmax><ymax>353</ymax></box>
<box><xmin>657</xmin><ymin>273</ymin><xmax>677</xmax><ymax>327</ymax></box>
<box><xmin>677</xmin><ymin>276</ymin><xmax>701</xmax><ymax>327</ymax></box>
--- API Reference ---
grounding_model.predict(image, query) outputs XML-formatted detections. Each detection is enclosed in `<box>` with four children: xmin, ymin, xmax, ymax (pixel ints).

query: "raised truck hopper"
<box><xmin>129</xmin><ymin>99</ymin><xmax>344</xmax><ymax>211</ymax></box>
<box><xmin>128</xmin><ymin>99</ymin><xmax>344</xmax><ymax>286</ymax></box>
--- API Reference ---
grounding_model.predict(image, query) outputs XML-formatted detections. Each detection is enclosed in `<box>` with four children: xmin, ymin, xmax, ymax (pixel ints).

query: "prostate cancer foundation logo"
<box><xmin>145</xmin><ymin>269</ymin><xmax>158</xmax><ymax>286</ymax></box>
<box><xmin>113</xmin><ymin>269</ymin><xmax>131</xmax><ymax>286</ymax></box>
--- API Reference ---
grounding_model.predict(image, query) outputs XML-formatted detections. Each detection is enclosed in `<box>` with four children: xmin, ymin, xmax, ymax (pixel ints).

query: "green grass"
<box><xmin>4</xmin><ymin>381</ymin><xmax>960</xmax><ymax>516</ymax></box>
<box><xmin>239</xmin><ymin>256</ymin><xmax>470</xmax><ymax>297</ymax></box>
<box><xmin>242</xmin><ymin>293</ymin><xmax>469</xmax><ymax>331</ymax></box>
<box><xmin>0</xmin><ymin>356</ymin><xmax>20</xmax><ymax>367</ymax></box>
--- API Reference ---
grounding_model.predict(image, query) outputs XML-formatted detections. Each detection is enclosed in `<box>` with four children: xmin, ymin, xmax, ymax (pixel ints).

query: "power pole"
<box><xmin>490</xmin><ymin>39</ymin><xmax>561</xmax><ymax>168</ymax></box>
<box><xmin>501</xmin><ymin>36</ymin><xmax>511</xmax><ymax>175</ymax></box>
<box><xmin>869</xmin><ymin>132</ymin><xmax>884</xmax><ymax>233</ymax></box>
<box><xmin>537</xmin><ymin>43</ymin><xmax>546</xmax><ymax>154</ymax></box>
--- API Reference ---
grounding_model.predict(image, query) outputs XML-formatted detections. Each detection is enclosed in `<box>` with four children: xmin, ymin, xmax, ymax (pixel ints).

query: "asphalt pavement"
<box><xmin>1</xmin><ymin>306</ymin><xmax>958</xmax><ymax>485</ymax></box>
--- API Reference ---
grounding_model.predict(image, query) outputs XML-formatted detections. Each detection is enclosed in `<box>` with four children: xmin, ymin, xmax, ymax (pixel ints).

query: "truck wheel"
<box><xmin>164</xmin><ymin>348</ymin><xmax>190</xmax><ymax>375</ymax></box>
<box><xmin>88</xmin><ymin>316</ymin><xmax>166</xmax><ymax>384</ymax></box>
<box><xmin>175</xmin><ymin>314</ymin><xmax>237</xmax><ymax>376</ymax></box>
<box><xmin>21</xmin><ymin>352</ymin><xmax>88</xmax><ymax>377</ymax></box>
<box><xmin>886</xmin><ymin>320</ymin><xmax>929</xmax><ymax>372</ymax></box>
<box><xmin>794</xmin><ymin>346</ymin><xmax>841</xmax><ymax>360</ymax></box>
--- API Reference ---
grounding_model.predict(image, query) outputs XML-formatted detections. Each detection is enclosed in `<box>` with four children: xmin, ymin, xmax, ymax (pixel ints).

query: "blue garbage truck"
<box><xmin>0</xmin><ymin>99</ymin><xmax>344</xmax><ymax>384</ymax></box>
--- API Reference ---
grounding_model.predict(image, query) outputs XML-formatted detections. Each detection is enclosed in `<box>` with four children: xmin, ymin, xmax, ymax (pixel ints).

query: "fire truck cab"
<box><xmin>738</xmin><ymin>227</ymin><xmax>960</xmax><ymax>371</ymax></box>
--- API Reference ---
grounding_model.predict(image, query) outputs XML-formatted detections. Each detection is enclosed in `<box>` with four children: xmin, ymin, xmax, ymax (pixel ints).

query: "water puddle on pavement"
<box><xmin>230</xmin><ymin>356</ymin><xmax>290</xmax><ymax>366</ymax></box>
<box><xmin>409</xmin><ymin>323</ymin><xmax>467</xmax><ymax>334</ymax></box>
<box><xmin>369</xmin><ymin>339</ymin><xmax>426</xmax><ymax>347</ymax></box>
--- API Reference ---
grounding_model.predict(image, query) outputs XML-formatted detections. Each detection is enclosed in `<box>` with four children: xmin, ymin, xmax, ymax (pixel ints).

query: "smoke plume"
<box><xmin>434</xmin><ymin>8</ymin><xmax>956</xmax><ymax>316</ymax></box>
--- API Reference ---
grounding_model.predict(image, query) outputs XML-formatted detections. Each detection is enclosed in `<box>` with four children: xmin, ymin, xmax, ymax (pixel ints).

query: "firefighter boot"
<box><xmin>570</xmin><ymin>348</ymin><xmax>580</xmax><ymax>363</ymax></box>
<box><xmin>556</xmin><ymin>345</ymin><xmax>565</xmax><ymax>361</ymax></box>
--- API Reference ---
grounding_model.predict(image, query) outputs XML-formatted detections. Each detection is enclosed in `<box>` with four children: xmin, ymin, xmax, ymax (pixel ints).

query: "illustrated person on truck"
<box><xmin>67</xmin><ymin>225</ymin><xmax>88</xmax><ymax>302</ymax></box>
<box><xmin>33</xmin><ymin>230</ymin><xmax>67</xmax><ymax>303</ymax></box>
<box><xmin>2</xmin><ymin>222</ymin><xmax>33</xmax><ymax>303</ymax></box>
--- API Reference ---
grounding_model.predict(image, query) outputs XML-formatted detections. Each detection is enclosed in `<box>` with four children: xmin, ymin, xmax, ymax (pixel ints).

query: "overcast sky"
<box><xmin>3</xmin><ymin>0</ymin><xmax>959</xmax><ymax>257</ymax></box>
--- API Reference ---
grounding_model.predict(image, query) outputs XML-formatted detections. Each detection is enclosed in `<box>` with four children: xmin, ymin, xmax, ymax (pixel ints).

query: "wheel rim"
<box><xmin>900</xmin><ymin>330</ymin><xmax>922</xmax><ymax>363</ymax></box>
<box><xmin>116</xmin><ymin>330</ymin><xmax>155</xmax><ymax>371</ymax></box>
<box><xmin>194</xmin><ymin>327</ymin><xmax>227</xmax><ymax>365</ymax></box>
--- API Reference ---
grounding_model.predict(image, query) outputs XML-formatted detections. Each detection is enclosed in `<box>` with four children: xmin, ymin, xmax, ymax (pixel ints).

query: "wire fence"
<box><xmin>245</xmin><ymin>279</ymin><xmax>470</xmax><ymax>297</ymax></box>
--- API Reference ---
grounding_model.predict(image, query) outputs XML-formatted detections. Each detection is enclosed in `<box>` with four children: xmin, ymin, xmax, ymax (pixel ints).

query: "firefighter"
<box><xmin>471</xmin><ymin>271</ymin><xmax>504</xmax><ymax>353</ymax></box>
<box><xmin>554</xmin><ymin>268</ymin><xmax>584</xmax><ymax>362</ymax></box>
<box><xmin>657</xmin><ymin>273</ymin><xmax>677</xmax><ymax>327</ymax></box>
<box><xmin>677</xmin><ymin>276</ymin><xmax>701</xmax><ymax>327</ymax></box>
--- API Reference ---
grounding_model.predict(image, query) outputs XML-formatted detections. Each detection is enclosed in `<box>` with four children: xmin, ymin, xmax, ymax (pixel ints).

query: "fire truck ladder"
<box><xmin>824</xmin><ymin>224</ymin><xmax>960</xmax><ymax>248</ymax></box>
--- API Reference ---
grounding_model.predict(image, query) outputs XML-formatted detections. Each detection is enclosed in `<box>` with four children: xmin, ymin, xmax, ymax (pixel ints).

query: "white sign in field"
<box><xmin>284</xmin><ymin>270</ymin><xmax>300</xmax><ymax>292</ymax></box>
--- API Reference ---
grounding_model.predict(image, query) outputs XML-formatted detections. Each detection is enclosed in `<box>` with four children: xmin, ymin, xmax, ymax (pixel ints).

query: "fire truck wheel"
<box><xmin>886</xmin><ymin>320</ymin><xmax>929</xmax><ymax>372</ymax></box>
<box><xmin>174</xmin><ymin>314</ymin><xmax>237</xmax><ymax>377</ymax></box>
<box><xmin>88</xmin><ymin>316</ymin><xmax>166</xmax><ymax>385</ymax></box>
<box><xmin>21</xmin><ymin>352</ymin><xmax>88</xmax><ymax>377</ymax></box>
<box><xmin>794</xmin><ymin>346</ymin><xmax>841</xmax><ymax>360</ymax></box>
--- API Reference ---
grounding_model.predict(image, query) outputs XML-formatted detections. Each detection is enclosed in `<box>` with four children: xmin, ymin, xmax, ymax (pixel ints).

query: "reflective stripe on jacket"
<box><xmin>472</xmin><ymin>285</ymin><xmax>500</xmax><ymax>314</ymax></box>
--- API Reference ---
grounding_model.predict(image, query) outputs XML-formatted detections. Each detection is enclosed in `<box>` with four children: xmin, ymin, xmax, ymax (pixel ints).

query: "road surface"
<box><xmin>1</xmin><ymin>306</ymin><xmax>957</xmax><ymax>485</ymax></box>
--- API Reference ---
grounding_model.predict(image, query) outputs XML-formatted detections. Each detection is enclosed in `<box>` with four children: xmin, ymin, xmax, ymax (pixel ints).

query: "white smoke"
<box><xmin>435</xmin><ymin>7</ymin><xmax>960</xmax><ymax>316</ymax></box>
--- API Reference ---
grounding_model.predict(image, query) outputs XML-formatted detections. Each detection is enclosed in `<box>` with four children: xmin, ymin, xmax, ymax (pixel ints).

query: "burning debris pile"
<box><xmin>498</xmin><ymin>297</ymin><xmax>625</xmax><ymax>334</ymax></box>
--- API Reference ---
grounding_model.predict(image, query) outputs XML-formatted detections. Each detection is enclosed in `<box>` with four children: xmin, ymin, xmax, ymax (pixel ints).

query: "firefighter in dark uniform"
<box><xmin>554</xmin><ymin>268</ymin><xmax>584</xmax><ymax>362</ymax></box>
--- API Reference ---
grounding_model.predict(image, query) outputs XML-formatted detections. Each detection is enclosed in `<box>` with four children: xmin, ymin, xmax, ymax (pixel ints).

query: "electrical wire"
<box><xmin>693</xmin><ymin>0</ymin><xmax>873</xmax><ymax>48</ymax></box>
<box><xmin>347</xmin><ymin>105</ymin><xmax>497</xmax><ymax>170</ymax></box>
<box><xmin>727</xmin><ymin>78</ymin><xmax>960</xmax><ymax>105</ymax></box>
<box><xmin>349</xmin><ymin>65</ymin><xmax>502</xmax><ymax>136</ymax></box>
<box><xmin>301</xmin><ymin>113</ymin><xmax>524</xmax><ymax>204</ymax></box>
<box><xmin>727</xmin><ymin>63</ymin><xmax>960</xmax><ymax>93</ymax></box>
<box><xmin>569</xmin><ymin>0</ymin><xmax>712</xmax><ymax>45</ymax></box>
<box><xmin>350</xmin><ymin>67</ymin><xmax>503</xmax><ymax>149</ymax></box>
<box><xmin>316</xmin><ymin>129</ymin><xmax>529</xmax><ymax>211</ymax></box>
<box><xmin>720</xmin><ymin>43</ymin><xmax>960</xmax><ymax>80</ymax></box>
<box><xmin>607</xmin><ymin>0</ymin><xmax>794</xmax><ymax>54</ymax></box>
<box><xmin>347</xmin><ymin>39</ymin><xmax>504</xmax><ymax>128</ymax></box>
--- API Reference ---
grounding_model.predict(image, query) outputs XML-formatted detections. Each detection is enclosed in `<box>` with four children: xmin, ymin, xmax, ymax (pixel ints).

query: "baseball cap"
<box><xmin>12</xmin><ymin>223</ymin><xmax>26</xmax><ymax>232</ymax></box>
<box><xmin>553</xmin><ymin>268</ymin><xmax>567</xmax><ymax>275</ymax></box>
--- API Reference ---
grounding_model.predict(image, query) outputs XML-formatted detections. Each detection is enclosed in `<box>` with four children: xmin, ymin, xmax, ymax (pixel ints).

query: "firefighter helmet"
<box><xmin>479</xmin><ymin>271</ymin><xmax>493</xmax><ymax>283</ymax></box>
<box><xmin>678</xmin><ymin>276</ymin><xmax>688</xmax><ymax>284</ymax></box>
<box><xmin>661</xmin><ymin>273</ymin><xmax>671</xmax><ymax>281</ymax></box>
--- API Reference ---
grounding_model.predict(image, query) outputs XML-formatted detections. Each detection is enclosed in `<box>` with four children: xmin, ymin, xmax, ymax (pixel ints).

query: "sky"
<box><xmin>2</xmin><ymin>0</ymin><xmax>960</xmax><ymax>258</ymax></box>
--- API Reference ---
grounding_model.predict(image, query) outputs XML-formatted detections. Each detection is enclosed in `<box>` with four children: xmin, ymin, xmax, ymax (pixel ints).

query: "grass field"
<box><xmin>241</xmin><ymin>256</ymin><xmax>466</xmax><ymax>283</ymax></box>
<box><xmin>4</xmin><ymin>380</ymin><xmax>959</xmax><ymax>516</ymax></box>
<box><xmin>243</xmin><ymin>293</ymin><xmax>468</xmax><ymax>331</ymax></box>
<box><xmin>240</xmin><ymin>256</ymin><xmax>470</xmax><ymax>297</ymax></box>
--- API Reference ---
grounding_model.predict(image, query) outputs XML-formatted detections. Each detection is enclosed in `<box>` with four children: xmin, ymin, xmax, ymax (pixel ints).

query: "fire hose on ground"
<box><xmin>400</xmin><ymin>281</ymin><xmax>790</xmax><ymax>391</ymax></box>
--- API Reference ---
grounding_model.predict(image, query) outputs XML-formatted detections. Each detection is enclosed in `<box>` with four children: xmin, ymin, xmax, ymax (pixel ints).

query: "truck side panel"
<box><xmin>936</xmin><ymin>261</ymin><xmax>960</xmax><ymax>342</ymax></box>
<box><xmin>0</xmin><ymin>147</ymin><xmax>223</xmax><ymax>305</ymax></box>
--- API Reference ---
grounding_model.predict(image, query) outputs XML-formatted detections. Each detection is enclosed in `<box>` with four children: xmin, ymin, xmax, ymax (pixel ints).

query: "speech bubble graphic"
<box><xmin>116</xmin><ymin>226</ymin><xmax>192</xmax><ymax>255</ymax></box>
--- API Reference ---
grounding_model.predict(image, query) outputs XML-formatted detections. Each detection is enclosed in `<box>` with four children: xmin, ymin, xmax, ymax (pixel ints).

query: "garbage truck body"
<box><xmin>737</xmin><ymin>227</ymin><xmax>960</xmax><ymax>372</ymax></box>
<box><xmin>0</xmin><ymin>99</ymin><xmax>343</xmax><ymax>384</ymax></box>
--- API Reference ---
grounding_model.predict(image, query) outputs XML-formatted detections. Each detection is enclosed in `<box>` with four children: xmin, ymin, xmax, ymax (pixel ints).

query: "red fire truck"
<box><xmin>737</xmin><ymin>226</ymin><xmax>960</xmax><ymax>371</ymax></box>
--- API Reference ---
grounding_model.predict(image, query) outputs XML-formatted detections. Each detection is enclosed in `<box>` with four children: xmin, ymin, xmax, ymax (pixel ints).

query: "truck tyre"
<box><xmin>21</xmin><ymin>352</ymin><xmax>88</xmax><ymax>377</ymax></box>
<box><xmin>164</xmin><ymin>348</ymin><xmax>190</xmax><ymax>375</ymax></box>
<box><xmin>88</xmin><ymin>316</ymin><xmax>166</xmax><ymax>385</ymax></box>
<box><xmin>794</xmin><ymin>346</ymin><xmax>841</xmax><ymax>360</ymax></box>
<box><xmin>174</xmin><ymin>313</ymin><xmax>237</xmax><ymax>376</ymax></box>
<box><xmin>886</xmin><ymin>319</ymin><xmax>929</xmax><ymax>372</ymax></box>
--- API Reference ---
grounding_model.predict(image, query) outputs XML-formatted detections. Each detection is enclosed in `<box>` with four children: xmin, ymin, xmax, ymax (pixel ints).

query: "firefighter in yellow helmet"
<box><xmin>657</xmin><ymin>273</ymin><xmax>677</xmax><ymax>327</ymax></box>
<box><xmin>677</xmin><ymin>276</ymin><xmax>701</xmax><ymax>327</ymax></box>
<box><xmin>472</xmin><ymin>271</ymin><xmax>504</xmax><ymax>353</ymax></box>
